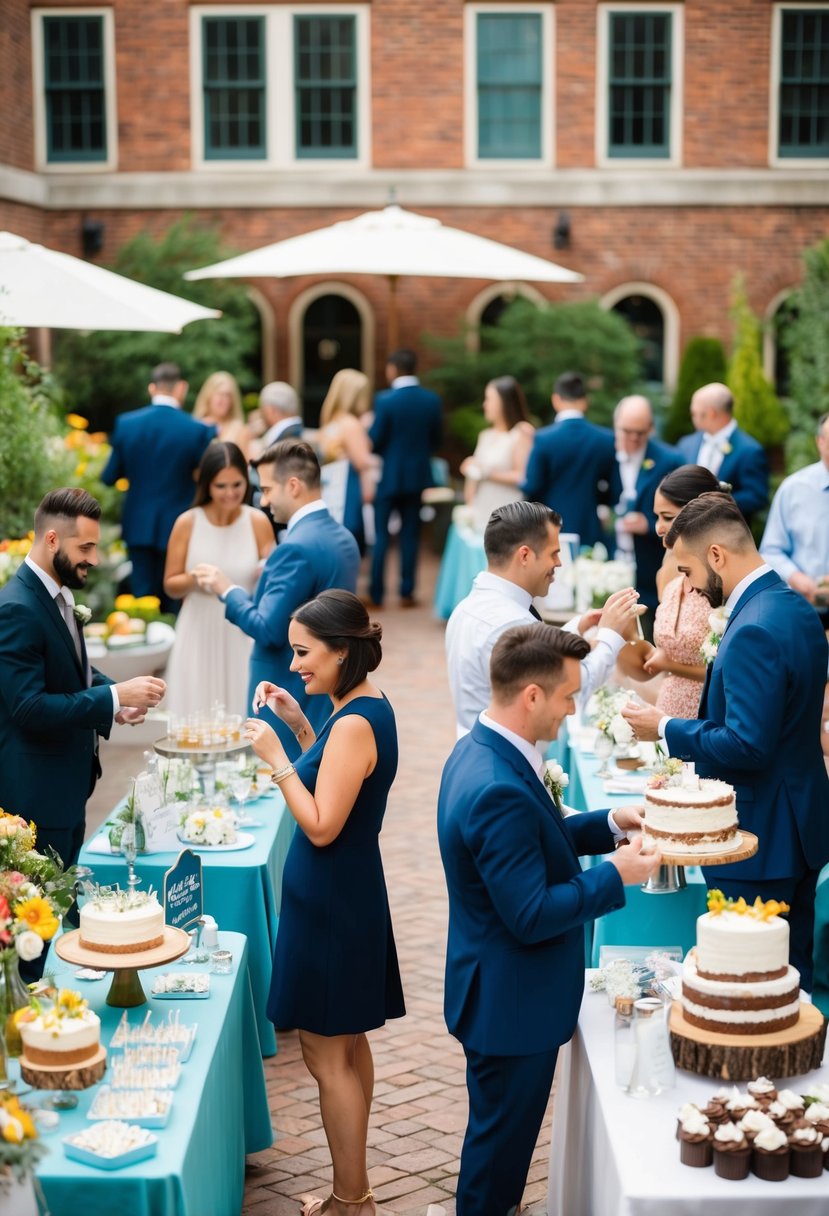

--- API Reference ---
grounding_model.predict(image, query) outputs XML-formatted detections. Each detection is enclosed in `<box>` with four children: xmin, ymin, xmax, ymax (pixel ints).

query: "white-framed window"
<box><xmin>189</xmin><ymin>4</ymin><xmax>371</xmax><ymax>170</ymax></box>
<box><xmin>600</xmin><ymin>282</ymin><xmax>680</xmax><ymax>391</ymax></box>
<box><xmin>464</xmin><ymin>3</ymin><xmax>555</xmax><ymax>168</ymax></box>
<box><xmin>595</xmin><ymin>3</ymin><xmax>684</xmax><ymax>168</ymax></box>
<box><xmin>31</xmin><ymin>7</ymin><xmax>118</xmax><ymax>171</ymax></box>
<box><xmin>770</xmin><ymin>4</ymin><xmax>829</xmax><ymax>166</ymax></box>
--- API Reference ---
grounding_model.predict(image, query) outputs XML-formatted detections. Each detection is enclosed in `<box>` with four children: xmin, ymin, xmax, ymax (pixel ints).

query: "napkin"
<box><xmin>603</xmin><ymin>776</ymin><xmax>649</xmax><ymax>795</ymax></box>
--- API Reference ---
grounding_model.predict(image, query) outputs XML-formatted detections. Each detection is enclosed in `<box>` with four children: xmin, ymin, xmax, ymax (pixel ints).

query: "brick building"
<box><xmin>1</xmin><ymin>0</ymin><xmax>827</xmax><ymax>420</ymax></box>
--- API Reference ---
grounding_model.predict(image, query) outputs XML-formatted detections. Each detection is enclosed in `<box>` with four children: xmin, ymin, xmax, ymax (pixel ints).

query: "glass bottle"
<box><xmin>0</xmin><ymin>949</ymin><xmax>31</xmax><ymax>1059</ymax></box>
<box><xmin>614</xmin><ymin>995</ymin><xmax>636</xmax><ymax>1089</ymax></box>
<box><xmin>627</xmin><ymin>996</ymin><xmax>675</xmax><ymax>1098</ymax></box>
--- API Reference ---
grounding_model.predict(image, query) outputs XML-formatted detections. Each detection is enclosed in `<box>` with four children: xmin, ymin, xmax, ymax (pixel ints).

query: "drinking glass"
<box><xmin>595</xmin><ymin>731</ymin><xmax>614</xmax><ymax>778</ymax></box>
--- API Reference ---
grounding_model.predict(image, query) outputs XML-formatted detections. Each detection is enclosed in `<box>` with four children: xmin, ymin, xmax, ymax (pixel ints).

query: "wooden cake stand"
<box><xmin>20</xmin><ymin>1044</ymin><xmax>107</xmax><ymax>1093</ymax></box>
<box><xmin>669</xmin><ymin>999</ymin><xmax>827</xmax><ymax>1081</ymax></box>
<box><xmin>55</xmin><ymin>926</ymin><xmax>190</xmax><ymax>1009</ymax></box>
<box><xmin>641</xmin><ymin>829</ymin><xmax>759</xmax><ymax>894</ymax></box>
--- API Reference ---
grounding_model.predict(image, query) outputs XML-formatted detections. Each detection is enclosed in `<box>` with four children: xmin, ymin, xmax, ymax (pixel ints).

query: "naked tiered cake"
<box><xmin>642</xmin><ymin>762</ymin><xmax>739</xmax><ymax>855</ymax></box>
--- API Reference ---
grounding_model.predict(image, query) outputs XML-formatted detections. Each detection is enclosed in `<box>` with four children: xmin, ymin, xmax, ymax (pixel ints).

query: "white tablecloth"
<box><xmin>548</xmin><ymin>977</ymin><xmax>829</xmax><ymax>1215</ymax></box>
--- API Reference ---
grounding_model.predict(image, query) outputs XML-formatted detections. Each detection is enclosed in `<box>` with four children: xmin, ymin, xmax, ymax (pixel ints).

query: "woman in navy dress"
<box><xmin>244</xmin><ymin>589</ymin><xmax>405</xmax><ymax>1216</ymax></box>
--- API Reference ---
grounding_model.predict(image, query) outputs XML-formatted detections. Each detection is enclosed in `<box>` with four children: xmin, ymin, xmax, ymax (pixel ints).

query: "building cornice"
<box><xmin>2</xmin><ymin>163</ymin><xmax>829</xmax><ymax>211</ymax></box>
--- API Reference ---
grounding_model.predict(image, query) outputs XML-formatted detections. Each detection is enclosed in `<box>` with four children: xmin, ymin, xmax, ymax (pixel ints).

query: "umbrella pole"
<box><xmin>387</xmin><ymin>275</ymin><xmax>399</xmax><ymax>351</ymax></box>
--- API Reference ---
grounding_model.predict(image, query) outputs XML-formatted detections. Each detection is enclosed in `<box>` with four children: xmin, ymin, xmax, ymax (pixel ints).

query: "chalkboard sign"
<box><xmin>163</xmin><ymin>848</ymin><xmax>203</xmax><ymax>931</ymax></box>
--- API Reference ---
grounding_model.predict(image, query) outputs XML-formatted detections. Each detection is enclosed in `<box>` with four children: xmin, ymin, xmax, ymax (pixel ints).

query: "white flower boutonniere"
<box><xmin>721</xmin><ymin>441</ymin><xmax>733</xmax><ymax>455</ymax></box>
<box><xmin>642</xmin><ymin>458</ymin><xmax>655</xmax><ymax>471</ymax></box>
<box><xmin>699</xmin><ymin>606</ymin><xmax>729</xmax><ymax>665</ymax></box>
<box><xmin>73</xmin><ymin>604</ymin><xmax>92</xmax><ymax>626</ymax></box>
<box><xmin>543</xmin><ymin>760</ymin><xmax>569</xmax><ymax>811</ymax></box>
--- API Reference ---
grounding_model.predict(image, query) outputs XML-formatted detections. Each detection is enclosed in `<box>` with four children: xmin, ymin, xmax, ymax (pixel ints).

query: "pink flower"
<box><xmin>0</xmin><ymin>894</ymin><xmax>10</xmax><ymax>920</ymax></box>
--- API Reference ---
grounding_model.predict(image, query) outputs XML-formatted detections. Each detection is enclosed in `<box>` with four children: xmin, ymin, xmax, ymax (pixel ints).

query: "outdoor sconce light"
<box><xmin>553</xmin><ymin>211</ymin><xmax>571</xmax><ymax>250</ymax></box>
<box><xmin>81</xmin><ymin>219</ymin><xmax>105</xmax><ymax>258</ymax></box>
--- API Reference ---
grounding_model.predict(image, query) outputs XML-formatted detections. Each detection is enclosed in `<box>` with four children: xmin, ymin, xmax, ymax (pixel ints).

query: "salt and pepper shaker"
<box><xmin>200</xmin><ymin>915</ymin><xmax>219</xmax><ymax>950</ymax></box>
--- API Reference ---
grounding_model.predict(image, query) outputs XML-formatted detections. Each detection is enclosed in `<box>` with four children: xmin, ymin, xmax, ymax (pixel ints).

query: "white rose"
<box><xmin>205</xmin><ymin>822</ymin><xmax>224</xmax><ymax>847</ymax></box>
<box><xmin>559</xmin><ymin>772</ymin><xmax>569</xmax><ymax>789</ymax></box>
<box><xmin>15</xmin><ymin>929</ymin><xmax>44</xmax><ymax>961</ymax></box>
<box><xmin>545</xmin><ymin>762</ymin><xmax>563</xmax><ymax>784</ymax></box>
<box><xmin>610</xmin><ymin>713</ymin><xmax>634</xmax><ymax>745</ymax></box>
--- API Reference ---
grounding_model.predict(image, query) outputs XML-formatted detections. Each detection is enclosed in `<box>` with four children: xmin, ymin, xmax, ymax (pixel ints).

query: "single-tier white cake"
<box><xmin>681</xmin><ymin>897</ymin><xmax>800</xmax><ymax>1035</ymax></box>
<box><xmin>19</xmin><ymin>993</ymin><xmax>101</xmax><ymax>1066</ymax></box>
<box><xmin>79</xmin><ymin>889</ymin><xmax>165</xmax><ymax>954</ymax></box>
<box><xmin>643</xmin><ymin>767</ymin><xmax>738</xmax><ymax>855</ymax></box>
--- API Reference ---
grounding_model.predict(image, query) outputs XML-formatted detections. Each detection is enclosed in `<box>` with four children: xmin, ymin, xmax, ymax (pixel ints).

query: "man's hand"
<box><xmin>608</xmin><ymin>835</ymin><xmax>662</xmax><ymax>884</ymax></box>
<box><xmin>114</xmin><ymin>676</ymin><xmax>166</xmax><ymax>709</ymax></box>
<box><xmin>642</xmin><ymin>646</ymin><xmax>669</xmax><ymax>676</ymax></box>
<box><xmin>611</xmin><ymin>805</ymin><xmax>644</xmax><ymax>834</ymax></box>
<box><xmin>577</xmin><ymin>609</ymin><xmax>603</xmax><ymax>635</ymax></box>
<box><xmin>115</xmin><ymin>707</ymin><xmax>147</xmax><ymax>726</ymax></box>
<box><xmin>191</xmin><ymin>564</ymin><xmax>231</xmax><ymax>597</ymax></box>
<box><xmin>620</xmin><ymin>701</ymin><xmax>663</xmax><ymax>741</ymax></box>
<box><xmin>618</xmin><ymin>511</ymin><xmax>649</xmax><ymax>536</ymax></box>
<box><xmin>789</xmin><ymin>571</ymin><xmax>819</xmax><ymax>603</ymax></box>
<box><xmin>598</xmin><ymin>587</ymin><xmax>643</xmax><ymax>638</ymax></box>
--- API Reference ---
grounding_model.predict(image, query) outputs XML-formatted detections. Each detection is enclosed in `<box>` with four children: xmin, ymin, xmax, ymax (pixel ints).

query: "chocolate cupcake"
<box><xmin>676</xmin><ymin>1102</ymin><xmax>703</xmax><ymax>1142</ymax></box>
<box><xmin>713</xmin><ymin>1123</ymin><xmax>751</xmax><ymax>1180</ymax></box>
<box><xmin>789</xmin><ymin>1126</ymin><xmax>824</xmax><ymax>1178</ymax></box>
<box><xmin>822</xmin><ymin>1134</ymin><xmax>829</xmax><ymax>1171</ymax></box>
<box><xmin>768</xmin><ymin>1100</ymin><xmax>798</xmax><ymax>1132</ymax></box>
<box><xmin>679</xmin><ymin>1109</ymin><xmax>713</xmax><ymax>1168</ymax></box>
<box><xmin>747</xmin><ymin>1076</ymin><xmax>778</xmax><ymax>1108</ymax></box>
<box><xmin>751</xmin><ymin>1124</ymin><xmax>790</xmax><ymax>1181</ymax></box>
<box><xmin>725</xmin><ymin>1092</ymin><xmax>758</xmax><ymax>1121</ymax></box>
<box><xmin>738</xmin><ymin>1109</ymin><xmax>775</xmax><ymax>1143</ymax></box>
<box><xmin>804</xmin><ymin>1101</ymin><xmax>829</xmax><ymax>1138</ymax></box>
<box><xmin>776</xmin><ymin>1089</ymin><xmax>806</xmax><ymax>1118</ymax></box>
<box><xmin>702</xmin><ymin>1094</ymin><xmax>731</xmax><ymax>1127</ymax></box>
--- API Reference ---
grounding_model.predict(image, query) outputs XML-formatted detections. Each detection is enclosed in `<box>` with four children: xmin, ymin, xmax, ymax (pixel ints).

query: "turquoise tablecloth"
<box><xmin>36</xmin><ymin>931</ymin><xmax>272</xmax><ymax>1216</ymax></box>
<box><xmin>563</xmin><ymin>736</ymin><xmax>708</xmax><ymax>967</ymax></box>
<box><xmin>79</xmin><ymin>790</ymin><xmax>295</xmax><ymax>1057</ymax></box>
<box><xmin>433</xmin><ymin>523</ymin><xmax>486</xmax><ymax>620</ymax></box>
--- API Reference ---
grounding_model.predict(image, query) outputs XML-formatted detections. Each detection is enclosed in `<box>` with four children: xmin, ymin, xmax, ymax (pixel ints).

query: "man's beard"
<box><xmin>54</xmin><ymin>546</ymin><xmax>89</xmax><ymax>590</ymax></box>
<box><xmin>701</xmin><ymin>565</ymin><xmax>724</xmax><ymax>608</ymax></box>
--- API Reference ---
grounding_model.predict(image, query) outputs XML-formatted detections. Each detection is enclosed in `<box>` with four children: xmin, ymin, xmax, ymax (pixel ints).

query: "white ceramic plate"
<box><xmin>175</xmin><ymin>830</ymin><xmax>255</xmax><ymax>852</ymax></box>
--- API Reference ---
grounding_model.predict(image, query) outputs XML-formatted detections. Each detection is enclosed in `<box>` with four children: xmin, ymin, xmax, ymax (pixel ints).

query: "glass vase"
<box><xmin>0</xmin><ymin>949</ymin><xmax>31</xmax><ymax>1058</ymax></box>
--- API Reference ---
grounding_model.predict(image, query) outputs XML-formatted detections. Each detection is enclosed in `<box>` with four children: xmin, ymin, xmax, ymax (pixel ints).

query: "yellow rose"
<box><xmin>65</xmin><ymin>413</ymin><xmax>89</xmax><ymax>430</ymax></box>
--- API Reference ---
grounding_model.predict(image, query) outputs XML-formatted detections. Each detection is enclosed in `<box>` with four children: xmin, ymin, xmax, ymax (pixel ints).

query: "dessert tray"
<box><xmin>151</xmin><ymin>972</ymin><xmax>210</xmax><ymax>999</ymax></box>
<box><xmin>63</xmin><ymin>1121</ymin><xmax>159</xmax><ymax>1170</ymax></box>
<box><xmin>56</xmin><ymin>926</ymin><xmax>191</xmax><ymax>1009</ymax></box>
<box><xmin>175</xmin><ymin>830</ymin><xmax>255</xmax><ymax>852</ymax></box>
<box><xmin>669</xmin><ymin>1000</ymin><xmax>827</xmax><ymax>1081</ymax></box>
<box><xmin>87</xmin><ymin>1086</ymin><xmax>173</xmax><ymax>1128</ymax></box>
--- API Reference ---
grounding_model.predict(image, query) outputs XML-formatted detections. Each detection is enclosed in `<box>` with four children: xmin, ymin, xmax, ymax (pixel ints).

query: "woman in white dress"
<box><xmin>460</xmin><ymin>376</ymin><xmax>535</xmax><ymax>533</ymax></box>
<box><xmin>163</xmin><ymin>442</ymin><xmax>273</xmax><ymax>717</ymax></box>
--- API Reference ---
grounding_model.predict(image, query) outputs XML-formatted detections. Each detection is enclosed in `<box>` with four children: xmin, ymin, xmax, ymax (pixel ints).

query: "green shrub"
<box><xmin>663</xmin><ymin>337</ymin><xmax>727</xmax><ymax>445</ymax></box>
<box><xmin>782</xmin><ymin>237</ymin><xmax>829</xmax><ymax>473</ymax></box>
<box><xmin>727</xmin><ymin>276</ymin><xmax>789</xmax><ymax>447</ymax></box>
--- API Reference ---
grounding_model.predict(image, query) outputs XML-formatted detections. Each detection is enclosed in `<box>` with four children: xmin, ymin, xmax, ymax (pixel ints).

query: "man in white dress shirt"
<box><xmin>446</xmin><ymin>500</ymin><xmax>641</xmax><ymax>736</ymax></box>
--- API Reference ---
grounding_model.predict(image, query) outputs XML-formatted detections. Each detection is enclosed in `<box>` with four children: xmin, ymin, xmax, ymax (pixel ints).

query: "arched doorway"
<box><xmin>764</xmin><ymin>290</ymin><xmax>798</xmax><ymax>398</ymax></box>
<box><xmin>600</xmin><ymin>282</ymin><xmax>679</xmax><ymax>393</ymax></box>
<box><xmin>300</xmin><ymin>293</ymin><xmax>363</xmax><ymax>427</ymax></box>
<box><xmin>465</xmin><ymin>283</ymin><xmax>546</xmax><ymax>351</ymax></box>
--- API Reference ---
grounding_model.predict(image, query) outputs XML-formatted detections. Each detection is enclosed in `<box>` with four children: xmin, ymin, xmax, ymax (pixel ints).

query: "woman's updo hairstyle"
<box><xmin>292</xmin><ymin>589</ymin><xmax>382</xmax><ymax>698</ymax></box>
<box><xmin>657</xmin><ymin>463</ymin><xmax>733</xmax><ymax>509</ymax></box>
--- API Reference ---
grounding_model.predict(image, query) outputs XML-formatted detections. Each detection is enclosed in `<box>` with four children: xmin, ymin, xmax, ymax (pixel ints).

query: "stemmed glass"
<box><xmin>595</xmin><ymin>731</ymin><xmax>614</xmax><ymax>779</ymax></box>
<box><xmin>120</xmin><ymin>825</ymin><xmax>140</xmax><ymax>889</ymax></box>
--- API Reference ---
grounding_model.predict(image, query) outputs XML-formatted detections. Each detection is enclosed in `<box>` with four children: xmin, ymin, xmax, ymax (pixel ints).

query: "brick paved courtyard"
<box><xmin>89</xmin><ymin>551</ymin><xmax>554</xmax><ymax>1215</ymax></box>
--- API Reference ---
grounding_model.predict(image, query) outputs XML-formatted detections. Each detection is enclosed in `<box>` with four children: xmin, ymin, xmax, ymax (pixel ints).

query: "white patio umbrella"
<box><xmin>185</xmin><ymin>204</ymin><xmax>581</xmax><ymax>347</ymax></box>
<box><xmin>0</xmin><ymin>230</ymin><xmax>221</xmax><ymax>332</ymax></box>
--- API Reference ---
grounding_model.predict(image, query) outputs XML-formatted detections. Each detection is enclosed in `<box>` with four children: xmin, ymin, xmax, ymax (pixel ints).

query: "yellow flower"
<box><xmin>2</xmin><ymin>1119</ymin><xmax>23</xmax><ymax>1144</ymax></box>
<box><xmin>136</xmin><ymin>596</ymin><xmax>161</xmax><ymax>610</ymax></box>
<box><xmin>57</xmin><ymin>989</ymin><xmax>86</xmax><ymax>1014</ymax></box>
<box><xmin>115</xmin><ymin>478</ymin><xmax>130</xmax><ymax>492</ymax></box>
<box><xmin>15</xmin><ymin>895</ymin><xmax>59</xmax><ymax>940</ymax></box>
<box><xmin>706</xmin><ymin>888</ymin><xmax>726</xmax><ymax>915</ymax></box>
<box><xmin>65</xmin><ymin>413</ymin><xmax>89</xmax><ymax>430</ymax></box>
<box><xmin>75</xmin><ymin>461</ymin><xmax>88</xmax><ymax>477</ymax></box>
<box><xmin>17</xmin><ymin>1111</ymin><xmax>36</xmax><ymax>1139</ymax></box>
<box><xmin>642</xmin><ymin>458</ymin><xmax>655</xmax><ymax>470</ymax></box>
<box><xmin>114</xmin><ymin>594</ymin><xmax>136</xmax><ymax>609</ymax></box>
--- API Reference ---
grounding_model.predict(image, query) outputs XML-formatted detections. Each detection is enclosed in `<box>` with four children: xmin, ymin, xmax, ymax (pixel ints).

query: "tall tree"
<box><xmin>782</xmin><ymin>237</ymin><xmax>829</xmax><ymax>471</ymax></box>
<box><xmin>663</xmin><ymin>337</ymin><xmax>727</xmax><ymax>446</ymax></box>
<box><xmin>727</xmin><ymin>275</ymin><xmax>789</xmax><ymax>448</ymax></box>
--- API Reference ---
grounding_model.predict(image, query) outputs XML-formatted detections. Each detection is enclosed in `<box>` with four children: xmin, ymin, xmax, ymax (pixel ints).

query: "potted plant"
<box><xmin>107</xmin><ymin>782</ymin><xmax>146</xmax><ymax>854</ymax></box>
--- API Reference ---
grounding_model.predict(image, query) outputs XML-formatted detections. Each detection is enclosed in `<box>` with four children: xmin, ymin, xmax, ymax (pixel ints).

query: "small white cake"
<box><xmin>19</xmin><ymin>992</ymin><xmax>101</xmax><ymax>1067</ymax></box>
<box><xmin>80</xmin><ymin>888</ymin><xmax>165</xmax><ymax>954</ymax></box>
<box><xmin>643</xmin><ymin>764</ymin><xmax>738</xmax><ymax>855</ymax></box>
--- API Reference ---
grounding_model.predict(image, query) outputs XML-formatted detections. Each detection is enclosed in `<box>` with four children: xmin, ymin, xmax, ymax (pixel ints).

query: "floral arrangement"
<box><xmin>646</xmin><ymin>756</ymin><xmax>685</xmax><ymax>789</ymax></box>
<box><xmin>699</xmin><ymin>606</ymin><xmax>729</xmax><ymax>665</ymax></box>
<box><xmin>585</xmin><ymin>685</ymin><xmax>637</xmax><ymax>747</ymax></box>
<box><xmin>706</xmin><ymin>889</ymin><xmax>790</xmax><ymax>921</ymax></box>
<box><xmin>0</xmin><ymin>1091</ymin><xmax>44</xmax><ymax>1186</ymax></box>
<box><xmin>0</xmin><ymin>535</ymin><xmax>32</xmax><ymax>591</ymax></box>
<box><xmin>543</xmin><ymin>761</ymin><xmax>569</xmax><ymax>809</ymax></box>
<box><xmin>15</xmin><ymin>987</ymin><xmax>91</xmax><ymax>1033</ymax></box>
<box><xmin>568</xmin><ymin>543</ymin><xmax>635</xmax><ymax>611</ymax></box>
<box><xmin>0</xmin><ymin>811</ymin><xmax>75</xmax><ymax>965</ymax></box>
<box><xmin>589</xmin><ymin>951</ymin><xmax>680</xmax><ymax>1000</ymax></box>
<box><xmin>180</xmin><ymin>807</ymin><xmax>237</xmax><ymax>847</ymax></box>
<box><xmin>81</xmin><ymin>883</ymin><xmax>158</xmax><ymax>913</ymax></box>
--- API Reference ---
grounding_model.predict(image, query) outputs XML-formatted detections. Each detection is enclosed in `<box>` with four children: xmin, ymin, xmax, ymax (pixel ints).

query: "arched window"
<box><xmin>600</xmin><ymin>282</ymin><xmax>680</xmax><ymax>392</ymax></box>
<box><xmin>763</xmin><ymin>289</ymin><xmax>798</xmax><ymax>397</ymax></box>
<box><xmin>465</xmin><ymin>283</ymin><xmax>546</xmax><ymax>351</ymax></box>
<box><xmin>288</xmin><ymin>283</ymin><xmax>374</xmax><ymax>426</ymax></box>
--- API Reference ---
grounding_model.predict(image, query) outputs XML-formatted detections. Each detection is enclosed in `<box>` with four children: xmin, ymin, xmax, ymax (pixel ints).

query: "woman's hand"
<box><xmin>642</xmin><ymin>647</ymin><xmax>669</xmax><ymax>676</ymax></box>
<box><xmin>243</xmin><ymin>717</ymin><xmax>286</xmax><ymax>769</ymax></box>
<box><xmin>252</xmin><ymin>681</ymin><xmax>304</xmax><ymax>727</ymax></box>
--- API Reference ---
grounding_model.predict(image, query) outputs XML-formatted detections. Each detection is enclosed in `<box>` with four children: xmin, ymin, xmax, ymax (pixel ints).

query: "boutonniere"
<box><xmin>73</xmin><ymin>604</ymin><xmax>92</xmax><ymax>626</ymax></box>
<box><xmin>699</xmin><ymin>606</ymin><xmax>730</xmax><ymax>665</ymax></box>
<box><xmin>543</xmin><ymin>760</ymin><xmax>569</xmax><ymax>811</ymax></box>
<box><xmin>720</xmin><ymin>441</ymin><xmax>732</xmax><ymax>455</ymax></box>
<box><xmin>642</xmin><ymin>458</ymin><xmax>655</xmax><ymax>471</ymax></box>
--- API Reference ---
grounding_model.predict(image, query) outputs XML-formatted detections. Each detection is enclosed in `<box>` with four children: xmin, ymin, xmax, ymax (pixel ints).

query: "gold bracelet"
<box><xmin>270</xmin><ymin>763</ymin><xmax>296</xmax><ymax>785</ymax></box>
<box><xmin>294</xmin><ymin>724</ymin><xmax>308</xmax><ymax>740</ymax></box>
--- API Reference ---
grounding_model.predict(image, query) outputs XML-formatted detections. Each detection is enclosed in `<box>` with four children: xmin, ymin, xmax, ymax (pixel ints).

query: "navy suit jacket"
<box><xmin>522</xmin><ymin>417</ymin><xmax>616</xmax><ymax>547</ymax></box>
<box><xmin>665</xmin><ymin>570</ymin><xmax>829</xmax><ymax>881</ymax></box>
<box><xmin>609</xmin><ymin>438</ymin><xmax>683</xmax><ymax>613</ymax></box>
<box><xmin>0</xmin><ymin>564</ymin><xmax>114</xmax><ymax>833</ymax></box>
<box><xmin>370</xmin><ymin>384</ymin><xmax>443</xmax><ymax>499</ymax></box>
<box><xmin>677</xmin><ymin>427</ymin><xmax>769</xmax><ymax>521</ymax></box>
<box><xmin>102</xmin><ymin>404</ymin><xmax>216</xmax><ymax>549</ymax></box>
<box><xmin>437</xmin><ymin>721</ymin><xmax>625</xmax><ymax>1056</ymax></box>
<box><xmin>223</xmin><ymin>507</ymin><xmax>360</xmax><ymax>729</ymax></box>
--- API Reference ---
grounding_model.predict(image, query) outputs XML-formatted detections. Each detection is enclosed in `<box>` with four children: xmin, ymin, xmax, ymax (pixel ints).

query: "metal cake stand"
<box><xmin>153</xmin><ymin>735</ymin><xmax>249</xmax><ymax>798</ymax></box>
<box><xmin>640</xmin><ymin>830</ymin><xmax>759</xmax><ymax>894</ymax></box>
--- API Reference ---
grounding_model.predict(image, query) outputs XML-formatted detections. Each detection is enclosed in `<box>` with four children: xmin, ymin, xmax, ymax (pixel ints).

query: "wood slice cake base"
<box><xmin>669</xmin><ymin>1000</ymin><xmax>827</xmax><ymax>1081</ymax></box>
<box><xmin>20</xmin><ymin>1045</ymin><xmax>107</xmax><ymax>1091</ymax></box>
<box><xmin>656</xmin><ymin>829</ymin><xmax>759</xmax><ymax>869</ymax></box>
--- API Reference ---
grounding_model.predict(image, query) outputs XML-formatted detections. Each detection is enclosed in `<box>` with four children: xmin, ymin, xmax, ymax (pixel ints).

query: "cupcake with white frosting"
<box><xmin>751</xmin><ymin>1124</ymin><xmax>790</xmax><ymax>1181</ymax></box>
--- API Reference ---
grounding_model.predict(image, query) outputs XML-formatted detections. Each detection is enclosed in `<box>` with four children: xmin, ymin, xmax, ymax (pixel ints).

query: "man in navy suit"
<box><xmin>0</xmin><ymin>489</ymin><xmax>166</xmax><ymax>871</ymax></box>
<box><xmin>623</xmin><ymin>493</ymin><xmax>829</xmax><ymax>990</ymax></box>
<box><xmin>522</xmin><ymin>371</ymin><xmax>616</xmax><ymax>548</ymax></box>
<box><xmin>368</xmin><ymin>348</ymin><xmax>442</xmax><ymax>607</ymax></box>
<box><xmin>193</xmin><ymin>440</ymin><xmax>360</xmax><ymax>758</ymax></box>
<box><xmin>438</xmin><ymin>623</ymin><xmax>661</xmax><ymax>1215</ymax></box>
<box><xmin>609</xmin><ymin>395</ymin><xmax>683</xmax><ymax>622</ymax></box>
<box><xmin>102</xmin><ymin>362</ymin><xmax>216</xmax><ymax>613</ymax></box>
<box><xmin>677</xmin><ymin>383</ymin><xmax>768</xmax><ymax>523</ymax></box>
